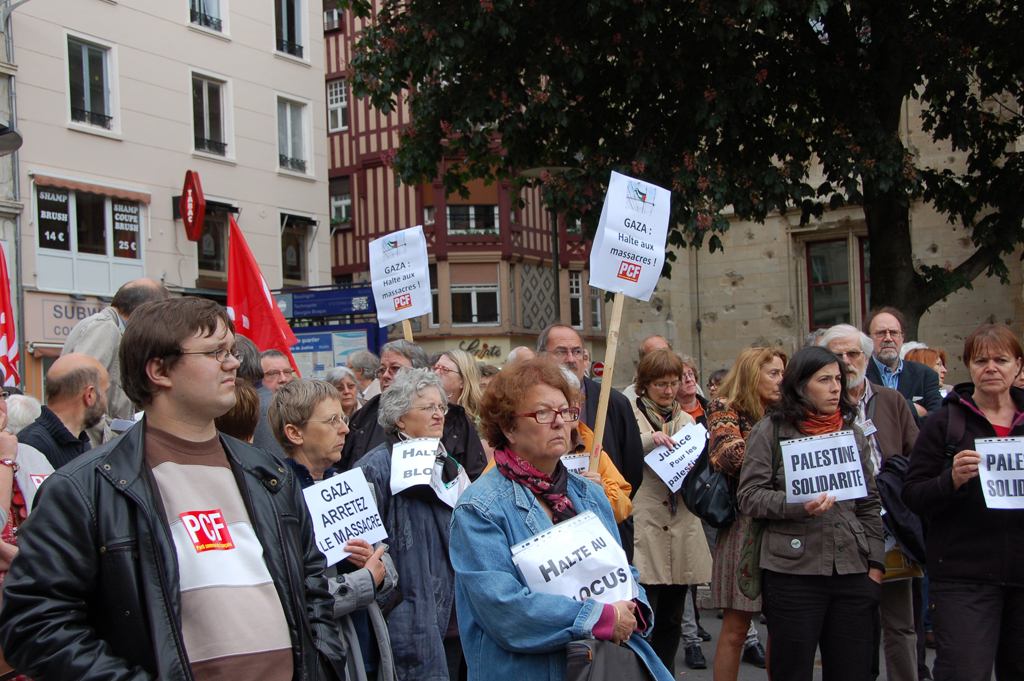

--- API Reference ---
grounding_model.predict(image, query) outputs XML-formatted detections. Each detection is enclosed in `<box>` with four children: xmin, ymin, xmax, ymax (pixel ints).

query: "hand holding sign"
<box><xmin>781</xmin><ymin>431</ymin><xmax>868</xmax><ymax>504</ymax></box>
<box><xmin>951</xmin><ymin>449</ymin><xmax>983</xmax><ymax>491</ymax></box>
<box><xmin>303</xmin><ymin>468</ymin><xmax>388</xmax><ymax>567</ymax></box>
<box><xmin>644</xmin><ymin>422</ymin><xmax>708</xmax><ymax>493</ymax></box>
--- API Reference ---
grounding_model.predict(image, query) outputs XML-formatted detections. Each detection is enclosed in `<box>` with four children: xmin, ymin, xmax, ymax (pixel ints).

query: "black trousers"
<box><xmin>762</xmin><ymin>570</ymin><xmax>881</xmax><ymax>681</ymax></box>
<box><xmin>642</xmin><ymin>583</ymin><xmax>690</xmax><ymax>675</ymax></box>
<box><xmin>929</xmin><ymin>581</ymin><xmax>1024</xmax><ymax>681</ymax></box>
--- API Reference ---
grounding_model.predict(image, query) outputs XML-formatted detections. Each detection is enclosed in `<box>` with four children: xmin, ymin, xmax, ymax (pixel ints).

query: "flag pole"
<box><xmin>589</xmin><ymin>291</ymin><xmax>624</xmax><ymax>472</ymax></box>
<box><xmin>401</xmin><ymin>319</ymin><xmax>413</xmax><ymax>342</ymax></box>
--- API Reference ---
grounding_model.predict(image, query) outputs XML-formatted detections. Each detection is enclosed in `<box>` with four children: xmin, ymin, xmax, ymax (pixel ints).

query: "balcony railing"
<box><xmin>71</xmin><ymin>107</ymin><xmax>112</xmax><ymax>129</ymax></box>
<box><xmin>324</xmin><ymin>16</ymin><xmax>340</xmax><ymax>31</ymax></box>
<box><xmin>279</xmin><ymin>155</ymin><xmax>307</xmax><ymax>173</ymax></box>
<box><xmin>190</xmin><ymin>9</ymin><xmax>223</xmax><ymax>31</ymax></box>
<box><xmin>195</xmin><ymin>137</ymin><xmax>227</xmax><ymax>155</ymax></box>
<box><xmin>277</xmin><ymin>39</ymin><xmax>304</xmax><ymax>59</ymax></box>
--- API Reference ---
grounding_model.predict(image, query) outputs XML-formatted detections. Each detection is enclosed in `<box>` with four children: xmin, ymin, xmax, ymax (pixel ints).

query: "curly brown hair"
<box><xmin>634</xmin><ymin>348</ymin><xmax>685</xmax><ymax>397</ymax></box>
<box><xmin>479</xmin><ymin>357</ymin><xmax>577</xmax><ymax>450</ymax></box>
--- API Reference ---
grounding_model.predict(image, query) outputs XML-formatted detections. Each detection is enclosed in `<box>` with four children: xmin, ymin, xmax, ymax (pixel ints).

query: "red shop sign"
<box><xmin>180</xmin><ymin>170</ymin><xmax>207</xmax><ymax>242</ymax></box>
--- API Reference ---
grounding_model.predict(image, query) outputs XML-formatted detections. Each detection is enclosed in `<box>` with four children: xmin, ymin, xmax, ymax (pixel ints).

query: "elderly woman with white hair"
<box><xmin>355</xmin><ymin>368</ymin><xmax>470</xmax><ymax>681</ymax></box>
<box><xmin>325</xmin><ymin>365</ymin><xmax>362</xmax><ymax>420</ymax></box>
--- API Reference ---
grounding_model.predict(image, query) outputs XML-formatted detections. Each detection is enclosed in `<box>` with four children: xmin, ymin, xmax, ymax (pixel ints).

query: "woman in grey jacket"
<box><xmin>737</xmin><ymin>346</ymin><xmax>885</xmax><ymax>681</ymax></box>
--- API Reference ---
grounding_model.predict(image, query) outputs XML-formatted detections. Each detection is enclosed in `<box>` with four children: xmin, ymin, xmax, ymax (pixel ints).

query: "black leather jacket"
<box><xmin>0</xmin><ymin>421</ymin><xmax>346</xmax><ymax>681</ymax></box>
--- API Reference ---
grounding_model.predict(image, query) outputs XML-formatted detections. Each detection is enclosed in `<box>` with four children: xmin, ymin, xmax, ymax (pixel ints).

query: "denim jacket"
<box><xmin>449</xmin><ymin>468</ymin><xmax>672</xmax><ymax>681</ymax></box>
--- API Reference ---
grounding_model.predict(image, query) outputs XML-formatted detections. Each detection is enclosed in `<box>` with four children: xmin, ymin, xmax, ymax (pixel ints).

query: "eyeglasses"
<box><xmin>548</xmin><ymin>347</ymin><xmax>585</xmax><ymax>359</ymax></box>
<box><xmin>834</xmin><ymin>350</ymin><xmax>864</xmax><ymax>360</ymax></box>
<box><xmin>376</xmin><ymin>364</ymin><xmax>407</xmax><ymax>378</ymax></box>
<box><xmin>651</xmin><ymin>380</ymin><xmax>681</xmax><ymax>391</ymax></box>
<box><xmin>410</xmin><ymin>403</ymin><xmax>448</xmax><ymax>416</ymax></box>
<box><xmin>432</xmin><ymin>365</ymin><xmax>460</xmax><ymax>376</ymax></box>
<box><xmin>264</xmin><ymin>368</ymin><xmax>294</xmax><ymax>379</ymax></box>
<box><xmin>515</xmin><ymin>407</ymin><xmax>581</xmax><ymax>424</ymax></box>
<box><xmin>682</xmin><ymin>370</ymin><xmax>697</xmax><ymax>381</ymax></box>
<box><xmin>304</xmin><ymin>414</ymin><xmax>348</xmax><ymax>428</ymax></box>
<box><xmin>0</xmin><ymin>392</ymin><xmax>8</xmax><ymax>401</ymax></box>
<box><xmin>180</xmin><ymin>349</ymin><xmax>243</xmax><ymax>364</ymax></box>
<box><xmin>871</xmin><ymin>330</ymin><xmax>903</xmax><ymax>340</ymax></box>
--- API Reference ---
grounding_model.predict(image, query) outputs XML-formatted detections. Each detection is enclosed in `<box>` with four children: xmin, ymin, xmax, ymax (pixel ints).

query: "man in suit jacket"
<box><xmin>536</xmin><ymin>324</ymin><xmax>644</xmax><ymax>560</ymax></box>
<box><xmin>864</xmin><ymin>307</ymin><xmax>942</xmax><ymax>423</ymax></box>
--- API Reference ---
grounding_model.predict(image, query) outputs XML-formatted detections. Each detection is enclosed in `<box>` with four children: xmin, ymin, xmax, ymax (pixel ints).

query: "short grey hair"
<box><xmin>325</xmin><ymin>365</ymin><xmax>357</xmax><ymax>386</ymax></box>
<box><xmin>6</xmin><ymin>394</ymin><xmax>41</xmax><ymax>436</ymax></box>
<box><xmin>559</xmin><ymin>365</ymin><xmax>581</xmax><ymax>392</ymax></box>
<box><xmin>678</xmin><ymin>353</ymin><xmax>699</xmax><ymax>380</ymax></box>
<box><xmin>535</xmin><ymin>324</ymin><xmax>580</xmax><ymax>354</ymax></box>
<box><xmin>507</xmin><ymin>346</ymin><xmax>535</xmax><ymax>364</ymax></box>
<box><xmin>379</xmin><ymin>339</ymin><xmax>430</xmax><ymax>369</ymax></box>
<box><xmin>818</xmin><ymin>324</ymin><xmax>873</xmax><ymax>356</ymax></box>
<box><xmin>267</xmin><ymin>379</ymin><xmax>341</xmax><ymax>453</ymax></box>
<box><xmin>234</xmin><ymin>336</ymin><xmax>263</xmax><ymax>383</ymax></box>
<box><xmin>260</xmin><ymin>349</ymin><xmax>289</xmax><ymax>361</ymax></box>
<box><xmin>378</xmin><ymin>367</ymin><xmax>447</xmax><ymax>434</ymax></box>
<box><xmin>347</xmin><ymin>350</ymin><xmax>379</xmax><ymax>377</ymax></box>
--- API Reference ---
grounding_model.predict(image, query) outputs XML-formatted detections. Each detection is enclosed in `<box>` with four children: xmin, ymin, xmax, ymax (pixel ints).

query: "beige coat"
<box><xmin>630</xmin><ymin>398</ymin><xmax>713</xmax><ymax>585</ymax></box>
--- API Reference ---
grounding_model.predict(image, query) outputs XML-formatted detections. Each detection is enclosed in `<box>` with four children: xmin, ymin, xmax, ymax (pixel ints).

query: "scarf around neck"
<box><xmin>639</xmin><ymin>395</ymin><xmax>688</xmax><ymax>436</ymax></box>
<box><xmin>493</xmin><ymin>446</ymin><xmax>576</xmax><ymax>523</ymax></box>
<box><xmin>797</xmin><ymin>409</ymin><xmax>845</xmax><ymax>436</ymax></box>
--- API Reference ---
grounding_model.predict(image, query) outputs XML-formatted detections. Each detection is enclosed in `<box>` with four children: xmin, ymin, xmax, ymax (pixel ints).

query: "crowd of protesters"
<box><xmin>0</xmin><ymin>279</ymin><xmax>1015</xmax><ymax>681</ymax></box>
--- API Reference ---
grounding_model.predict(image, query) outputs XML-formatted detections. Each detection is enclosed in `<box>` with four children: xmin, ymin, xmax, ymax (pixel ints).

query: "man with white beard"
<box><xmin>820</xmin><ymin>324</ymin><xmax>921</xmax><ymax>681</ymax></box>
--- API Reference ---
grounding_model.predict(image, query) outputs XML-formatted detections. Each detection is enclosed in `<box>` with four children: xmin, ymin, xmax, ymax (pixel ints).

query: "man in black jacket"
<box><xmin>864</xmin><ymin>307</ymin><xmax>942</xmax><ymax>424</ymax></box>
<box><xmin>0</xmin><ymin>297</ymin><xmax>346</xmax><ymax>681</ymax></box>
<box><xmin>536</xmin><ymin>324</ymin><xmax>644</xmax><ymax>559</ymax></box>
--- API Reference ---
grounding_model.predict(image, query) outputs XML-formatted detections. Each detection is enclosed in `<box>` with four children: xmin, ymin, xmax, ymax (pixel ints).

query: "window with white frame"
<box><xmin>281</xmin><ymin>214</ymin><xmax>311</xmax><ymax>286</ymax></box>
<box><xmin>424</xmin><ymin>206</ymin><xmax>436</xmax><ymax>225</ymax></box>
<box><xmin>193</xmin><ymin>74</ymin><xmax>227</xmax><ymax>156</ymax></box>
<box><xmin>446</xmin><ymin>204</ymin><xmax>498</xmax><ymax>233</ymax></box>
<box><xmin>324</xmin><ymin>7</ymin><xmax>341</xmax><ymax>31</ymax></box>
<box><xmin>330</xmin><ymin>177</ymin><xmax>351</xmax><ymax>224</ymax></box>
<box><xmin>590</xmin><ymin>284</ymin><xmax>602</xmax><ymax>330</ymax></box>
<box><xmin>191</xmin><ymin>0</ymin><xmax>222</xmax><ymax>31</ymax></box>
<box><xmin>277</xmin><ymin>97</ymin><xmax>309</xmax><ymax>173</ymax></box>
<box><xmin>451</xmin><ymin>285</ymin><xmax>499</xmax><ymax>325</ymax></box>
<box><xmin>569</xmin><ymin>270</ymin><xmax>583</xmax><ymax>329</ymax></box>
<box><xmin>275</xmin><ymin>0</ymin><xmax>303</xmax><ymax>58</ymax></box>
<box><xmin>805</xmin><ymin>236</ymin><xmax>870</xmax><ymax>330</ymax></box>
<box><xmin>197</xmin><ymin>215</ymin><xmax>227</xmax><ymax>277</ymax></box>
<box><xmin>327</xmin><ymin>80</ymin><xmax>349</xmax><ymax>132</ymax></box>
<box><xmin>67</xmin><ymin>37</ymin><xmax>112</xmax><ymax>130</ymax></box>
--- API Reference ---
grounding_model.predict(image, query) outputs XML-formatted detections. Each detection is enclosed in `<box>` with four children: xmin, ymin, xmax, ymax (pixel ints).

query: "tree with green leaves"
<box><xmin>344</xmin><ymin>0</ymin><xmax>1023</xmax><ymax>338</ymax></box>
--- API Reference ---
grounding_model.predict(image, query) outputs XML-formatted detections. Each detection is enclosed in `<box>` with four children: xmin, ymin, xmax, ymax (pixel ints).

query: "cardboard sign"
<box><xmin>303</xmin><ymin>468</ymin><xmax>388</xmax><ymax>566</ymax></box>
<box><xmin>588</xmin><ymin>171</ymin><xmax>671</xmax><ymax>302</ymax></box>
<box><xmin>369</xmin><ymin>225</ymin><xmax>432</xmax><ymax>326</ymax></box>
<box><xmin>644</xmin><ymin>422</ymin><xmax>708</xmax><ymax>492</ymax></box>
<box><xmin>389</xmin><ymin>438</ymin><xmax>470</xmax><ymax>508</ymax></box>
<box><xmin>561</xmin><ymin>453</ymin><xmax>591</xmax><ymax>475</ymax></box>
<box><xmin>511</xmin><ymin>510</ymin><xmax>638</xmax><ymax>605</ymax></box>
<box><xmin>975</xmin><ymin>438</ymin><xmax>1024</xmax><ymax>509</ymax></box>
<box><xmin>179</xmin><ymin>509</ymin><xmax>235</xmax><ymax>552</ymax></box>
<box><xmin>781</xmin><ymin>431</ymin><xmax>868</xmax><ymax>504</ymax></box>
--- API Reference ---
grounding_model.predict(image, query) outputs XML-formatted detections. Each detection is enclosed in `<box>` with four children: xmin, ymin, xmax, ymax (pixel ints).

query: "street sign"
<box><xmin>180</xmin><ymin>170</ymin><xmax>206</xmax><ymax>242</ymax></box>
<box><xmin>593</xmin><ymin>362</ymin><xmax>605</xmax><ymax>377</ymax></box>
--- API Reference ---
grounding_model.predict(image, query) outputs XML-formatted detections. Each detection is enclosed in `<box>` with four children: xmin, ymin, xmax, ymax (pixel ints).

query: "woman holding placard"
<box><xmin>268</xmin><ymin>379</ymin><xmax>398</xmax><ymax>681</ymax></box>
<box><xmin>707</xmin><ymin>346</ymin><xmax>787</xmax><ymax>679</ymax></box>
<box><xmin>628</xmin><ymin>348</ymin><xmax>713</xmax><ymax>673</ymax></box>
<box><xmin>355</xmin><ymin>368</ymin><xmax>471</xmax><ymax>681</ymax></box>
<box><xmin>903</xmin><ymin>325</ymin><xmax>1024</xmax><ymax>681</ymax></box>
<box><xmin>449</xmin><ymin>357</ymin><xmax>670</xmax><ymax>681</ymax></box>
<box><xmin>738</xmin><ymin>346</ymin><xmax>884</xmax><ymax>681</ymax></box>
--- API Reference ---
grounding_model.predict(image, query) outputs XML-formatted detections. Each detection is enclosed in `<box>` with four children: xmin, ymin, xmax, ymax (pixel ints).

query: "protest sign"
<box><xmin>781</xmin><ymin>431</ymin><xmax>868</xmax><ymax>504</ymax></box>
<box><xmin>561</xmin><ymin>453</ymin><xmax>591</xmax><ymax>475</ymax></box>
<box><xmin>303</xmin><ymin>468</ymin><xmax>387</xmax><ymax>566</ymax></box>
<box><xmin>589</xmin><ymin>171</ymin><xmax>671</xmax><ymax>302</ymax></box>
<box><xmin>644</xmin><ymin>422</ymin><xmax>709</xmax><ymax>493</ymax></box>
<box><xmin>369</xmin><ymin>225</ymin><xmax>431</xmax><ymax>327</ymax></box>
<box><xmin>511</xmin><ymin>510</ymin><xmax>637</xmax><ymax>605</ymax></box>
<box><xmin>389</xmin><ymin>438</ymin><xmax>470</xmax><ymax>508</ymax></box>
<box><xmin>975</xmin><ymin>438</ymin><xmax>1024</xmax><ymax>509</ymax></box>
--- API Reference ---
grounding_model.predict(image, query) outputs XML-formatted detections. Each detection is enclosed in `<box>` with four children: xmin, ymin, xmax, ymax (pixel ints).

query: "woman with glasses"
<box><xmin>356</xmin><ymin>368</ymin><xmax>472</xmax><ymax>681</ymax></box>
<box><xmin>268</xmin><ymin>378</ymin><xmax>398</xmax><ymax>681</ymax></box>
<box><xmin>325</xmin><ymin>365</ymin><xmax>363</xmax><ymax>420</ymax></box>
<box><xmin>432</xmin><ymin>349</ymin><xmax>483</xmax><ymax>425</ymax></box>
<box><xmin>449</xmin><ymin>357</ymin><xmax>670</xmax><ymax>681</ymax></box>
<box><xmin>629</xmin><ymin>348</ymin><xmax>713</xmax><ymax>673</ymax></box>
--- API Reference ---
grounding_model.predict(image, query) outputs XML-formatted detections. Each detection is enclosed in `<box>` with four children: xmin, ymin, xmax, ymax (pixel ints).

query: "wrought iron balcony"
<box><xmin>279</xmin><ymin>155</ymin><xmax>307</xmax><ymax>173</ymax></box>
<box><xmin>195</xmin><ymin>137</ymin><xmax>227</xmax><ymax>155</ymax></box>
<box><xmin>277</xmin><ymin>39</ymin><xmax>303</xmax><ymax>59</ymax></box>
<box><xmin>190</xmin><ymin>9</ymin><xmax>222</xmax><ymax>31</ymax></box>
<box><xmin>71</xmin><ymin>107</ymin><xmax>112</xmax><ymax>129</ymax></box>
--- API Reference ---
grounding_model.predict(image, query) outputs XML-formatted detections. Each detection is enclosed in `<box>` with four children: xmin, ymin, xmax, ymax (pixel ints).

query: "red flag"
<box><xmin>0</xmin><ymin>244</ymin><xmax>18</xmax><ymax>387</ymax></box>
<box><xmin>226</xmin><ymin>216</ymin><xmax>299</xmax><ymax>375</ymax></box>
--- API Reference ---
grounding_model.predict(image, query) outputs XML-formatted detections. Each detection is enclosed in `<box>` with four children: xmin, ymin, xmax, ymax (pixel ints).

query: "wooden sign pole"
<box><xmin>589</xmin><ymin>292</ymin><xmax>625</xmax><ymax>472</ymax></box>
<box><xmin>402</xmin><ymin>319</ymin><xmax>414</xmax><ymax>342</ymax></box>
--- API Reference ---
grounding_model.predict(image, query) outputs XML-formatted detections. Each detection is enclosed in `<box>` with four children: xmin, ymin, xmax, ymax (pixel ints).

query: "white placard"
<box><xmin>975</xmin><ymin>438</ymin><xmax>1024</xmax><ymax>509</ymax></box>
<box><xmin>511</xmin><ymin>510</ymin><xmax>638</xmax><ymax>605</ymax></box>
<box><xmin>781</xmin><ymin>431</ymin><xmax>868</xmax><ymax>504</ymax></box>
<box><xmin>303</xmin><ymin>468</ymin><xmax>388</xmax><ymax>567</ymax></box>
<box><xmin>389</xmin><ymin>438</ymin><xmax>471</xmax><ymax>508</ymax></box>
<box><xmin>561</xmin><ymin>453</ymin><xmax>591</xmax><ymax>475</ymax></box>
<box><xmin>588</xmin><ymin>171</ymin><xmax>671</xmax><ymax>302</ymax></box>
<box><xmin>643</xmin><ymin>422</ymin><xmax>709</xmax><ymax>492</ymax></box>
<box><xmin>369</xmin><ymin>225</ymin><xmax>432</xmax><ymax>326</ymax></box>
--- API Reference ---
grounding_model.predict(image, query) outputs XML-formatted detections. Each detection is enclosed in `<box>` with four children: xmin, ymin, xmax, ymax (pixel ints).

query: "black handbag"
<box><xmin>679</xmin><ymin>445</ymin><xmax>738</xmax><ymax>529</ymax></box>
<box><xmin>565</xmin><ymin>640</ymin><xmax>656</xmax><ymax>681</ymax></box>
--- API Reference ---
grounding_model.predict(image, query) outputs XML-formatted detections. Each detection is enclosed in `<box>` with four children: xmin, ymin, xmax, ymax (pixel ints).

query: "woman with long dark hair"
<box><xmin>737</xmin><ymin>346</ymin><xmax>885</xmax><ymax>681</ymax></box>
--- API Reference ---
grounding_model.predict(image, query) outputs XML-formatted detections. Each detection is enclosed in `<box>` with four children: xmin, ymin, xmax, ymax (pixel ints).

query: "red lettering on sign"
<box><xmin>179</xmin><ymin>509</ymin><xmax>235</xmax><ymax>552</ymax></box>
<box><xmin>29</xmin><ymin>474</ymin><xmax>50</xmax><ymax>489</ymax></box>
<box><xmin>394</xmin><ymin>293</ymin><xmax>412</xmax><ymax>310</ymax></box>
<box><xmin>617</xmin><ymin>261</ymin><xmax>642</xmax><ymax>283</ymax></box>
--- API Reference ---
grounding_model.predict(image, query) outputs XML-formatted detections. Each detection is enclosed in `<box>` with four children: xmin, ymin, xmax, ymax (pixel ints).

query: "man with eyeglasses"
<box><xmin>820</xmin><ymin>323</ymin><xmax>923</xmax><ymax>681</ymax></box>
<box><xmin>0</xmin><ymin>297</ymin><xmax>346</xmax><ymax>681</ymax></box>
<box><xmin>260</xmin><ymin>349</ymin><xmax>296</xmax><ymax>392</ymax></box>
<box><xmin>864</xmin><ymin>307</ymin><xmax>942</xmax><ymax>424</ymax></box>
<box><xmin>536</xmin><ymin>324</ymin><xmax>644</xmax><ymax>559</ymax></box>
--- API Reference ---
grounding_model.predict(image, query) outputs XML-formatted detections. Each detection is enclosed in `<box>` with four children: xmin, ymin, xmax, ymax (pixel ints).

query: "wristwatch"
<box><xmin>0</xmin><ymin>459</ymin><xmax>18</xmax><ymax>472</ymax></box>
